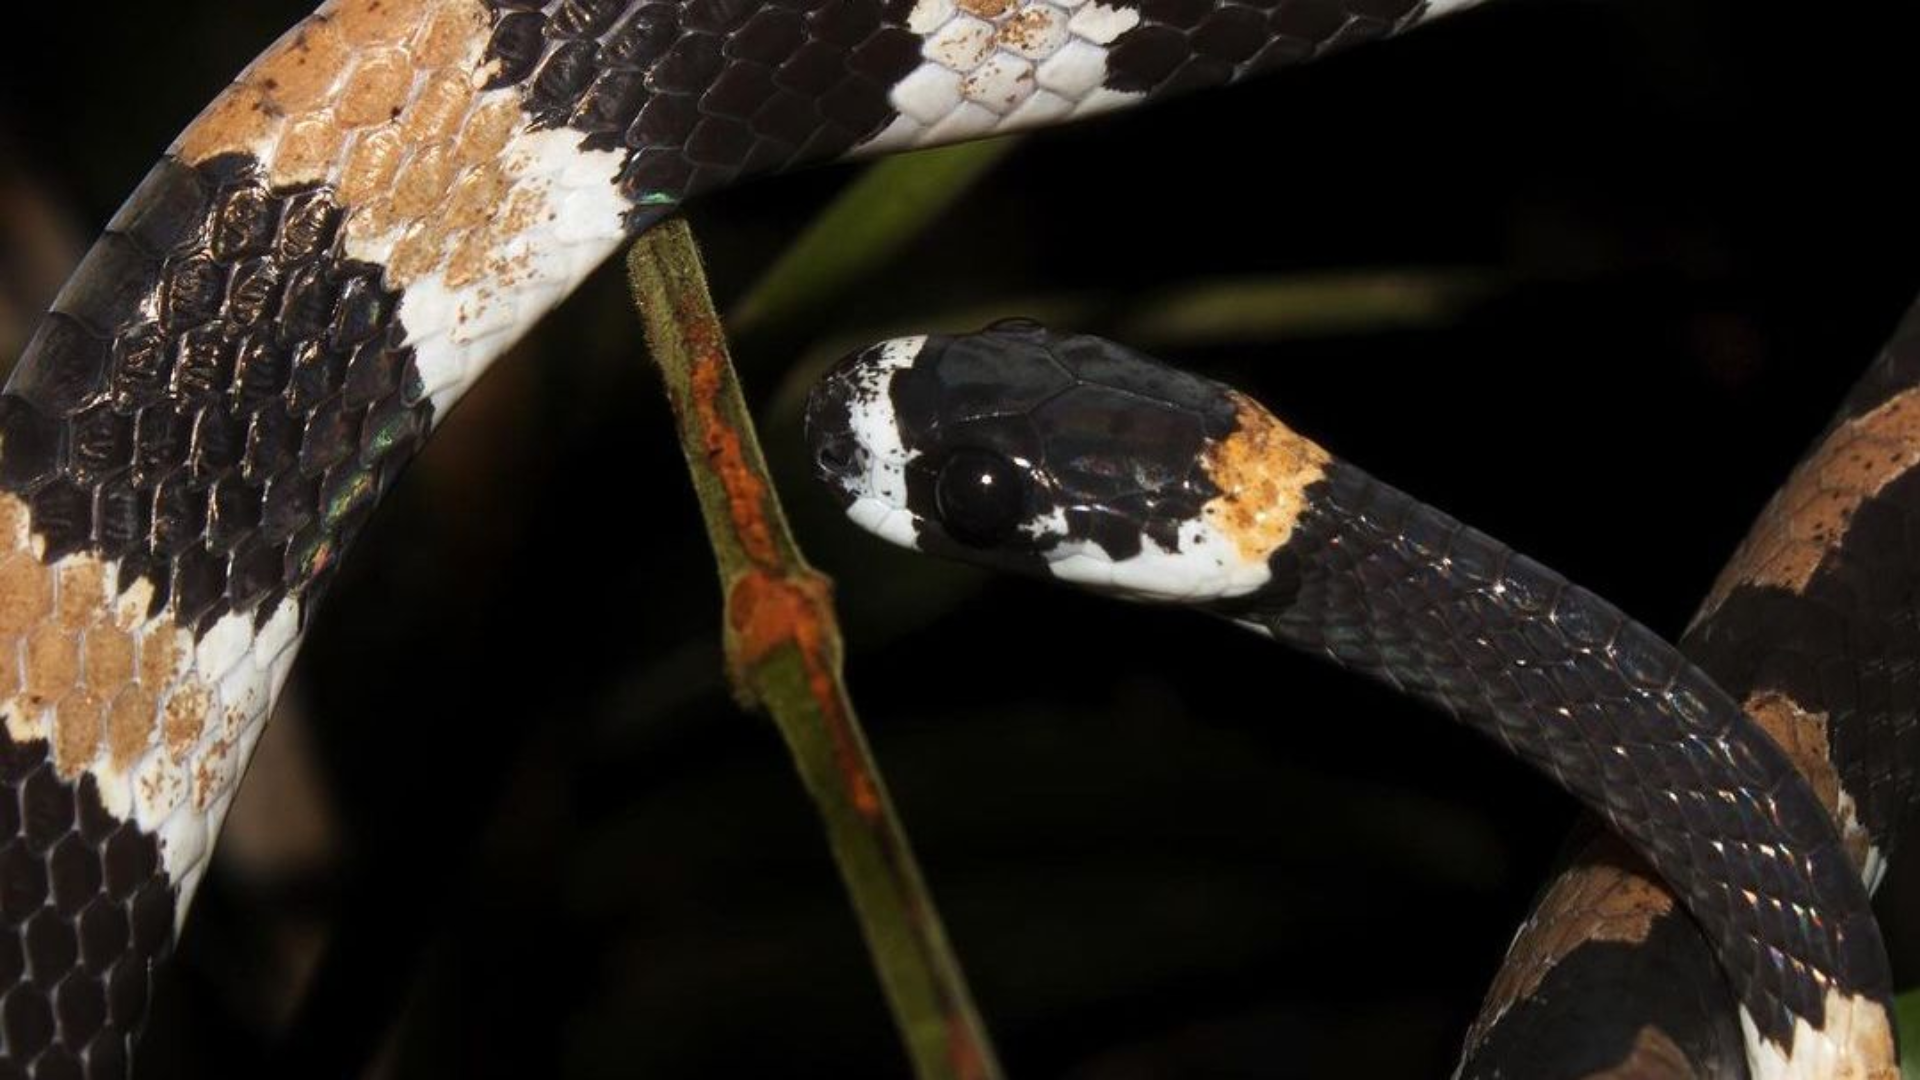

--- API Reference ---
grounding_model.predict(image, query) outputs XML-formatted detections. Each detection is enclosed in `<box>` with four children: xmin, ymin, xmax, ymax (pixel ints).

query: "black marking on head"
<box><xmin>891</xmin><ymin>321</ymin><xmax>1237</xmax><ymax>571</ymax></box>
<box><xmin>0</xmin><ymin>728</ymin><xmax>171</xmax><ymax>1078</ymax></box>
<box><xmin>1097</xmin><ymin>0</ymin><xmax>1427</xmax><ymax>97</ymax></box>
<box><xmin>802</xmin><ymin>342</ymin><xmax>883</xmax><ymax>514</ymax></box>
<box><xmin>479</xmin><ymin>0</ymin><xmax>923</xmax><ymax>219</ymax></box>
<box><xmin>0</xmin><ymin>153</ymin><xmax>435</xmax><ymax>634</ymax></box>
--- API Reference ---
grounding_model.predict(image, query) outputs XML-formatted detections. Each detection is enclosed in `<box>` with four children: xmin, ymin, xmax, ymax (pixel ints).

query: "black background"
<box><xmin>2</xmin><ymin>1</ymin><xmax>1918</xmax><ymax>1076</ymax></box>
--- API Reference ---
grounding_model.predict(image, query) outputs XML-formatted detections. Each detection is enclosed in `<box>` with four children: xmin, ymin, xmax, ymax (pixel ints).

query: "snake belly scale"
<box><xmin>0</xmin><ymin>0</ymin><xmax>1480</xmax><ymax>1074</ymax></box>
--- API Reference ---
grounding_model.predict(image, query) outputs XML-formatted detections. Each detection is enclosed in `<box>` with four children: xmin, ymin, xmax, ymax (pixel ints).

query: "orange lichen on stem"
<box><xmin>680</xmin><ymin>316</ymin><xmax>782</xmax><ymax>570</ymax></box>
<box><xmin>626</xmin><ymin>219</ymin><xmax>1001</xmax><ymax>1080</ymax></box>
<box><xmin>726</xmin><ymin>568</ymin><xmax>880</xmax><ymax>817</ymax></box>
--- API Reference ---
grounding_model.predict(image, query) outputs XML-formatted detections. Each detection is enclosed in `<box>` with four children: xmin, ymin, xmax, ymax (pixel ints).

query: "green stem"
<box><xmin>626</xmin><ymin>219</ymin><xmax>1003</xmax><ymax>1080</ymax></box>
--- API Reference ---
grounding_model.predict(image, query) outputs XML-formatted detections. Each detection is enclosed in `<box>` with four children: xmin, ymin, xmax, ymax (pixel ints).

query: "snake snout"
<box><xmin>803</xmin><ymin>376</ymin><xmax>868</xmax><ymax>493</ymax></box>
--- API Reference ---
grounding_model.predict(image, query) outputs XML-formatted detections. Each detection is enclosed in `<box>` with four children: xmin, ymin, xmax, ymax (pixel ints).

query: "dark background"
<box><xmin>3</xmin><ymin>1</ymin><xmax>1918</xmax><ymax>1076</ymax></box>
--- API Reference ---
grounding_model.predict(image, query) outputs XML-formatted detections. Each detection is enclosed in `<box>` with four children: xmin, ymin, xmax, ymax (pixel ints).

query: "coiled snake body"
<box><xmin>803</xmin><ymin>322</ymin><xmax>1912</xmax><ymax>1079</ymax></box>
<box><xmin>0</xmin><ymin>1</ymin><xmax>1910</xmax><ymax>1077</ymax></box>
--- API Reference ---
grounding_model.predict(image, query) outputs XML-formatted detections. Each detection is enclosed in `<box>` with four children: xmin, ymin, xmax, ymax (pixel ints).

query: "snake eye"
<box><xmin>934</xmin><ymin>448</ymin><xmax>1029</xmax><ymax>548</ymax></box>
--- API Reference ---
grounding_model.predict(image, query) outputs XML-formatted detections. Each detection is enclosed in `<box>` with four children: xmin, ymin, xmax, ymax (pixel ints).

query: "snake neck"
<box><xmin>1207</xmin><ymin>455</ymin><xmax>1897</xmax><ymax>1078</ymax></box>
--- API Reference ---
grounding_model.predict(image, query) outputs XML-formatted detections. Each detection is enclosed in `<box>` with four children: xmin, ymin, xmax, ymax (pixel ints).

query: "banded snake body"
<box><xmin>0</xmin><ymin>1</ymin><xmax>1913</xmax><ymax>1077</ymax></box>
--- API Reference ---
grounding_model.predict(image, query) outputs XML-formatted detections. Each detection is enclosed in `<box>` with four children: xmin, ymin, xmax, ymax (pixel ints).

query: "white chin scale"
<box><xmin>838</xmin><ymin>336</ymin><xmax>929</xmax><ymax>552</ymax></box>
<box><xmin>1026</xmin><ymin>506</ymin><xmax>1275</xmax><ymax>603</ymax></box>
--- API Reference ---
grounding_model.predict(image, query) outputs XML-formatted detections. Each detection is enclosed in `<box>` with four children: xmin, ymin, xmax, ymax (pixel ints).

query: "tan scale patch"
<box><xmin>164</xmin><ymin>684</ymin><xmax>212</xmax><ymax>764</ymax></box>
<box><xmin>0</xmin><ymin>635</ymin><xmax>19</xmax><ymax>702</ymax></box>
<box><xmin>336</xmin><ymin>0</ymin><xmax>435</xmax><ymax>46</ymax></box>
<box><xmin>419</xmin><ymin>2</ymin><xmax>485</xmax><ymax>66</ymax></box>
<box><xmin>1702</xmin><ymin>387</ymin><xmax>1920</xmax><ymax>618</ymax></box>
<box><xmin>455</xmin><ymin>94</ymin><xmax>522</xmax><ymax>163</ymax></box>
<box><xmin>258</xmin><ymin>21</ymin><xmax>356</xmax><ymax>115</ymax></box>
<box><xmin>959</xmin><ymin>0</ymin><xmax>1018</xmax><ymax>15</ymax></box>
<box><xmin>137</xmin><ymin>625</ymin><xmax>183</xmax><ymax>692</ymax></box>
<box><xmin>1744</xmin><ymin>689</ymin><xmax>1875</xmax><ymax>874</ymax></box>
<box><xmin>444</xmin><ymin>230</ymin><xmax>495</xmax><ymax>290</ymax></box>
<box><xmin>388</xmin><ymin>144</ymin><xmax>459</xmax><ymax>224</ymax></box>
<box><xmin>1466</xmin><ymin>839</ymin><xmax>1677</xmax><ymax>1054</ymax></box>
<box><xmin>52</xmin><ymin>689</ymin><xmax>104</xmax><ymax>776</ymax></box>
<box><xmin>25</xmin><ymin>622</ymin><xmax>82</xmax><ymax>710</ymax></box>
<box><xmin>1200</xmin><ymin>393</ymin><xmax>1332</xmax><ymax>562</ymax></box>
<box><xmin>168</xmin><ymin>0</ymin><xmax>567</xmax><ymax>301</ymax></box>
<box><xmin>340</xmin><ymin>126</ymin><xmax>410</xmax><ymax>206</ymax></box>
<box><xmin>276</xmin><ymin>115</ymin><xmax>351</xmax><ymax>183</ymax></box>
<box><xmin>0</xmin><ymin>549</ymin><xmax>54</xmax><ymax>629</ymax></box>
<box><xmin>0</xmin><ymin>497</ymin><xmax>29</xmax><ymax>549</ymax></box>
<box><xmin>0</xmin><ymin>479</ymin><xmax>305</xmax><ymax>903</ymax></box>
<box><xmin>108</xmin><ymin>687</ymin><xmax>160</xmax><ymax>772</ymax></box>
<box><xmin>402</xmin><ymin>70</ymin><xmax>478</xmax><ymax>147</ymax></box>
<box><xmin>84</xmin><ymin>625</ymin><xmax>136</xmax><ymax>696</ymax></box>
<box><xmin>193</xmin><ymin>735</ymin><xmax>242</xmax><ymax>813</ymax></box>
<box><xmin>0</xmin><ymin>492</ymin><xmax>218</xmax><ymax>785</ymax></box>
<box><xmin>337</xmin><ymin>49</ymin><xmax>417</xmax><ymax>129</ymax></box>
<box><xmin>54</xmin><ymin>562</ymin><xmax>106</xmax><ymax>628</ymax></box>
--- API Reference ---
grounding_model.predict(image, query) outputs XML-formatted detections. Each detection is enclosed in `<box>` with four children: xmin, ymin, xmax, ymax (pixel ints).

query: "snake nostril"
<box><xmin>815</xmin><ymin>434</ymin><xmax>862</xmax><ymax>480</ymax></box>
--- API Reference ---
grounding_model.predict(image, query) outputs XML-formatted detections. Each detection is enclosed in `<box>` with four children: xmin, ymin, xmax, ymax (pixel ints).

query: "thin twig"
<box><xmin>627</xmin><ymin>219</ymin><xmax>1003</xmax><ymax>1080</ymax></box>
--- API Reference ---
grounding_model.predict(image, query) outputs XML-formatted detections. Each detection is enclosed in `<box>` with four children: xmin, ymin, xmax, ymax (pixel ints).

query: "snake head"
<box><xmin>804</xmin><ymin>320</ymin><xmax>1329</xmax><ymax>602</ymax></box>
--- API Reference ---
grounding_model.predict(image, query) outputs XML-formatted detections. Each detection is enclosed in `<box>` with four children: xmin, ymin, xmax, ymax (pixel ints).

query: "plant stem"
<box><xmin>627</xmin><ymin>219</ymin><xmax>1003</xmax><ymax>1080</ymax></box>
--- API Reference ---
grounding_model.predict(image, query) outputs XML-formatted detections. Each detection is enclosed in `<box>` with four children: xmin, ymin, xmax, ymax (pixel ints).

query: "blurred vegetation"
<box><xmin>3</xmin><ymin>1</ymin><xmax>1919</xmax><ymax>1078</ymax></box>
<box><xmin>1903</xmin><ymin>990</ymin><xmax>1919</xmax><ymax>1079</ymax></box>
<box><xmin>729</xmin><ymin>140</ymin><xmax>1016</xmax><ymax>339</ymax></box>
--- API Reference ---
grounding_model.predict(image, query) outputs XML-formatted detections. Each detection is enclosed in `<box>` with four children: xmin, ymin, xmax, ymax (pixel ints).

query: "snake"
<box><xmin>0</xmin><ymin>0</ymin><xmax>1905</xmax><ymax>1076</ymax></box>
<box><xmin>800</xmin><ymin>319</ymin><xmax>1910</xmax><ymax>1078</ymax></box>
<box><xmin>1451</xmin><ymin>306</ymin><xmax>1920</xmax><ymax>1079</ymax></box>
<box><xmin>0</xmin><ymin>0</ymin><xmax>1505</xmax><ymax>1072</ymax></box>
